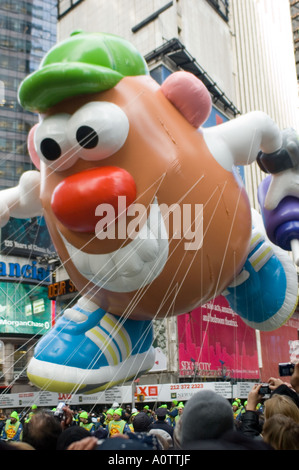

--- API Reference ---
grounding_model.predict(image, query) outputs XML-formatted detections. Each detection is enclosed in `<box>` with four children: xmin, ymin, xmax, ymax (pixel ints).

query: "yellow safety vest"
<box><xmin>5</xmin><ymin>420</ymin><xmax>21</xmax><ymax>440</ymax></box>
<box><xmin>108</xmin><ymin>419</ymin><xmax>126</xmax><ymax>436</ymax></box>
<box><xmin>80</xmin><ymin>422</ymin><xmax>94</xmax><ymax>431</ymax></box>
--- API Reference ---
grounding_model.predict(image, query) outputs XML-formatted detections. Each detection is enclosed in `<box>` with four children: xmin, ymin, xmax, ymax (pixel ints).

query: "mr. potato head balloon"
<box><xmin>20</xmin><ymin>32</ymin><xmax>251</xmax><ymax>319</ymax></box>
<box><xmin>12</xmin><ymin>32</ymin><xmax>298</xmax><ymax>393</ymax></box>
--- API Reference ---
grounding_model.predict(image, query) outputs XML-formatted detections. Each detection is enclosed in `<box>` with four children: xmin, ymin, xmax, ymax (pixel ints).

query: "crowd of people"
<box><xmin>0</xmin><ymin>363</ymin><xmax>298</xmax><ymax>451</ymax></box>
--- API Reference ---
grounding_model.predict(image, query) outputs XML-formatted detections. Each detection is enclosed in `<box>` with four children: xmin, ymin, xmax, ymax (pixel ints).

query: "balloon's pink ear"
<box><xmin>27</xmin><ymin>124</ymin><xmax>40</xmax><ymax>170</ymax></box>
<box><xmin>160</xmin><ymin>71</ymin><xmax>212</xmax><ymax>128</ymax></box>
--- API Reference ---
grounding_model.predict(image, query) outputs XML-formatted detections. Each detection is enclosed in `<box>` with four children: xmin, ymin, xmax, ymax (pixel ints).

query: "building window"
<box><xmin>150</xmin><ymin>64</ymin><xmax>172</xmax><ymax>85</ymax></box>
<box><xmin>14</xmin><ymin>346</ymin><xmax>29</xmax><ymax>378</ymax></box>
<box><xmin>57</xmin><ymin>0</ymin><xmax>84</xmax><ymax>19</ymax></box>
<box><xmin>205</xmin><ymin>0</ymin><xmax>229</xmax><ymax>22</ymax></box>
<box><xmin>0</xmin><ymin>341</ymin><xmax>3</xmax><ymax>376</ymax></box>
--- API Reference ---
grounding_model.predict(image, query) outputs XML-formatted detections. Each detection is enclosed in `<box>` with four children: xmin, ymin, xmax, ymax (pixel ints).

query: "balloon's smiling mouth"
<box><xmin>60</xmin><ymin>198</ymin><xmax>169</xmax><ymax>293</ymax></box>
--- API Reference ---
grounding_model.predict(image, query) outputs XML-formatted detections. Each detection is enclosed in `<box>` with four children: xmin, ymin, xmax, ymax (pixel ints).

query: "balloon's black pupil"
<box><xmin>40</xmin><ymin>138</ymin><xmax>61</xmax><ymax>161</ymax></box>
<box><xmin>76</xmin><ymin>126</ymin><xmax>98</xmax><ymax>149</ymax></box>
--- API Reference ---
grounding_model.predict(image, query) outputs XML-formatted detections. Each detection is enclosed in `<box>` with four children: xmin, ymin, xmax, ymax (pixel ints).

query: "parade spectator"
<box><xmin>290</xmin><ymin>362</ymin><xmax>299</xmax><ymax>393</ymax></box>
<box><xmin>131</xmin><ymin>411</ymin><xmax>152</xmax><ymax>432</ymax></box>
<box><xmin>0</xmin><ymin>413</ymin><xmax>6</xmax><ymax>436</ymax></box>
<box><xmin>262</xmin><ymin>414</ymin><xmax>299</xmax><ymax>450</ymax></box>
<box><xmin>175</xmin><ymin>402</ymin><xmax>184</xmax><ymax>425</ymax></box>
<box><xmin>148</xmin><ymin>407</ymin><xmax>174</xmax><ymax>439</ymax></box>
<box><xmin>268</xmin><ymin>376</ymin><xmax>299</xmax><ymax>408</ymax></box>
<box><xmin>95</xmin><ymin>432</ymin><xmax>163</xmax><ymax>451</ymax></box>
<box><xmin>237</xmin><ymin>383</ymin><xmax>264</xmax><ymax>438</ymax></box>
<box><xmin>2</xmin><ymin>373</ymin><xmax>299</xmax><ymax>452</ymax></box>
<box><xmin>238</xmin><ymin>378</ymin><xmax>299</xmax><ymax>441</ymax></box>
<box><xmin>93</xmin><ymin>424</ymin><xmax>108</xmax><ymax>439</ymax></box>
<box><xmin>148</xmin><ymin>428</ymin><xmax>173</xmax><ymax>449</ymax></box>
<box><xmin>179</xmin><ymin>390</ymin><xmax>234</xmax><ymax>449</ymax></box>
<box><xmin>167</xmin><ymin>400</ymin><xmax>179</xmax><ymax>426</ymax></box>
<box><xmin>22</xmin><ymin>410</ymin><xmax>62</xmax><ymax>450</ymax></box>
<box><xmin>264</xmin><ymin>394</ymin><xmax>299</xmax><ymax>422</ymax></box>
<box><xmin>173</xmin><ymin>413</ymin><xmax>183</xmax><ymax>449</ymax></box>
<box><xmin>66</xmin><ymin>436</ymin><xmax>99</xmax><ymax>450</ymax></box>
<box><xmin>56</xmin><ymin>425</ymin><xmax>92</xmax><ymax>450</ymax></box>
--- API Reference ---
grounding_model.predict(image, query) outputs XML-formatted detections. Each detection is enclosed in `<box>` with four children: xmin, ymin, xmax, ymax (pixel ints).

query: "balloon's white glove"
<box><xmin>0</xmin><ymin>170</ymin><xmax>42</xmax><ymax>227</ymax></box>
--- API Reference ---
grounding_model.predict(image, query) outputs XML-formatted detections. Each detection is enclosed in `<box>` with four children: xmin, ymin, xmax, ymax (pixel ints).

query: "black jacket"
<box><xmin>238</xmin><ymin>410</ymin><xmax>263</xmax><ymax>438</ymax></box>
<box><xmin>149</xmin><ymin>419</ymin><xmax>174</xmax><ymax>438</ymax></box>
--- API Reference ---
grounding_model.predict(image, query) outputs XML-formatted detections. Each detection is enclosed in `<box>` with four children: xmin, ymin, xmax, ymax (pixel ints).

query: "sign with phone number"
<box><xmin>134</xmin><ymin>382</ymin><xmax>233</xmax><ymax>402</ymax></box>
<box><xmin>0</xmin><ymin>382</ymin><xmax>242</xmax><ymax>409</ymax></box>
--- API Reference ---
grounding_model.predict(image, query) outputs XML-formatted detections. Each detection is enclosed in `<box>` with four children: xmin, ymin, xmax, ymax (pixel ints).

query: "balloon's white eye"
<box><xmin>34</xmin><ymin>113</ymin><xmax>77</xmax><ymax>171</ymax></box>
<box><xmin>67</xmin><ymin>102</ymin><xmax>129</xmax><ymax>161</ymax></box>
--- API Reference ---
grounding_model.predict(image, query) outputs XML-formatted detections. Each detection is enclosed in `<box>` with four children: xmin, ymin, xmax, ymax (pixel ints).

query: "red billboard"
<box><xmin>259</xmin><ymin>313</ymin><xmax>299</xmax><ymax>382</ymax></box>
<box><xmin>178</xmin><ymin>296</ymin><xmax>259</xmax><ymax>380</ymax></box>
<box><xmin>178</xmin><ymin>296</ymin><xmax>299</xmax><ymax>382</ymax></box>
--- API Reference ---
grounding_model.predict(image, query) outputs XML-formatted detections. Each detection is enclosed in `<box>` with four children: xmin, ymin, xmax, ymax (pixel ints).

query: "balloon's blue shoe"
<box><xmin>27</xmin><ymin>297</ymin><xmax>155</xmax><ymax>394</ymax></box>
<box><xmin>222</xmin><ymin>209</ymin><xmax>298</xmax><ymax>331</ymax></box>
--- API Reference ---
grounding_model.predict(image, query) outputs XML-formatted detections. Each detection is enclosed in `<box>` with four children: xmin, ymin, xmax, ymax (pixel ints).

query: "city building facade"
<box><xmin>0</xmin><ymin>0</ymin><xmax>57</xmax><ymax>393</ymax></box>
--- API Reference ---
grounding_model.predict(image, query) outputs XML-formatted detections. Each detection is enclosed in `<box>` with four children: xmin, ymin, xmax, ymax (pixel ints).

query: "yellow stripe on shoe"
<box><xmin>85</xmin><ymin>327</ymin><xmax>120</xmax><ymax>365</ymax></box>
<box><xmin>248</xmin><ymin>243</ymin><xmax>273</xmax><ymax>272</ymax></box>
<box><xmin>100</xmin><ymin>313</ymin><xmax>131</xmax><ymax>359</ymax></box>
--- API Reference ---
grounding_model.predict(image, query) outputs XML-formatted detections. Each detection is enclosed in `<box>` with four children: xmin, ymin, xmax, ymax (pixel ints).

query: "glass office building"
<box><xmin>0</xmin><ymin>0</ymin><xmax>57</xmax><ymax>189</ymax></box>
<box><xmin>0</xmin><ymin>0</ymin><xmax>57</xmax><ymax>391</ymax></box>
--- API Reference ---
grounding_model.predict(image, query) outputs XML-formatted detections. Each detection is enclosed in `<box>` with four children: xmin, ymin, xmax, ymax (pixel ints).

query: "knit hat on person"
<box><xmin>113</xmin><ymin>408</ymin><xmax>123</xmax><ymax>416</ymax></box>
<box><xmin>132</xmin><ymin>411</ymin><xmax>152</xmax><ymax>432</ymax></box>
<box><xmin>56</xmin><ymin>426</ymin><xmax>91</xmax><ymax>450</ymax></box>
<box><xmin>156</xmin><ymin>407</ymin><xmax>167</xmax><ymax>419</ymax></box>
<box><xmin>180</xmin><ymin>390</ymin><xmax>234</xmax><ymax>447</ymax></box>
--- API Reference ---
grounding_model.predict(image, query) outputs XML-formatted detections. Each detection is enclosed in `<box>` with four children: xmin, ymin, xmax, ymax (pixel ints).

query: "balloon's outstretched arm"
<box><xmin>0</xmin><ymin>170</ymin><xmax>42</xmax><ymax>227</ymax></box>
<box><xmin>202</xmin><ymin>111</ymin><xmax>283</xmax><ymax>170</ymax></box>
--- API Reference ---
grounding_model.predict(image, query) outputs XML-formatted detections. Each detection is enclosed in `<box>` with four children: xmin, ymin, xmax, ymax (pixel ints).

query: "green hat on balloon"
<box><xmin>18</xmin><ymin>31</ymin><xmax>149</xmax><ymax>113</ymax></box>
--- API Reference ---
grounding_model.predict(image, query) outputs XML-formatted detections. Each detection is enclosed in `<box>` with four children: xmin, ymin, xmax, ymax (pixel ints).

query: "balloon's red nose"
<box><xmin>51</xmin><ymin>166</ymin><xmax>137</xmax><ymax>233</ymax></box>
